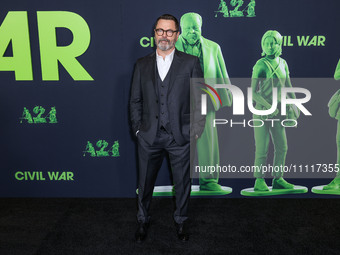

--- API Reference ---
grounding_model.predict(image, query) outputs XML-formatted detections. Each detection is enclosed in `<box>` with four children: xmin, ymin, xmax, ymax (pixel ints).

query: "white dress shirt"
<box><xmin>156</xmin><ymin>49</ymin><xmax>175</xmax><ymax>81</ymax></box>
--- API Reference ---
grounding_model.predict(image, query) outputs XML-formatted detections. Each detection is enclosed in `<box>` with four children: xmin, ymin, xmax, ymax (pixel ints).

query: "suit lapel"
<box><xmin>168</xmin><ymin>50</ymin><xmax>183</xmax><ymax>92</ymax></box>
<box><xmin>150</xmin><ymin>52</ymin><xmax>157</xmax><ymax>94</ymax></box>
<box><xmin>143</xmin><ymin>52</ymin><xmax>157</xmax><ymax>96</ymax></box>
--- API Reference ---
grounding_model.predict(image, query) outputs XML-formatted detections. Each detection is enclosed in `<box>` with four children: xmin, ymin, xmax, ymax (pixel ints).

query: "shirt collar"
<box><xmin>156</xmin><ymin>48</ymin><xmax>175</xmax><ymax>62</ymax></box>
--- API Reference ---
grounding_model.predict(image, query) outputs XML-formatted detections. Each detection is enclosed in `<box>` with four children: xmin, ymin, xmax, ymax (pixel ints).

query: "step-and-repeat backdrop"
<box><xmin>1</xmin><ymin>0</ymin><xmax>339</xmax><ymax>197</ymax></box>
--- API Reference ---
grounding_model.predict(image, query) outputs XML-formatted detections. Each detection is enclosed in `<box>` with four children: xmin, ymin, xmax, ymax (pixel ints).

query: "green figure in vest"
<box><xmin>251</xmin><ymin>30</ymin><xmax>299</xmax><ymax>191</ymax></box>
<box><xmin>323</xmin><ymin>59</ymin><xmax>340</xmax><ymax>190</ymax></box>
<box><xmin>176</xmin><ymin>12</ymin><xmax>232</xmax><ymax>191</ymax></box>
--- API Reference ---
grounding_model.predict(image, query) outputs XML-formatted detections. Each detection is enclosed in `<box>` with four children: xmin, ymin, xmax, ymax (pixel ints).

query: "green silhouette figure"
<box><xmin>83</xmin><ymin>141</ymin><xmax>96</xmax><ymax>157</ymax></box>
<box><xmin>246</xmin><ymin>0</ymin><xmax>256</xmax><ymax>17</ymax></box>
<box><xmin>323</xmin><ymin>59</ymin><xmax>340</xmax><ymax>190</ymax></box>
<box><xmin>20</xmin><ymin>107</ymin><xmax>33</xmax><ymax>123</ymax></box>
<box><xmin>251</xmin><ymin>30</ymin><xmax>299</xmax><ymax>191</ymax></box>
<box><xmin>335</xmin><ymin>59</ymin><xmax>340</xmax><ymax>80</ymax></box>
<box><xmin>215</xmin><ymin>0</ymin><xmax>229</xmax><ymax>17</ymax></box>
<box><xmin>47</xmin><ymin>106</ymin><xmax>58</xmax><ymax>123</ymax></box>
<box><xmin>33</xmin><ymin>106</ymin><xmax>47</xmax><ymax>123</ymax></box>
<box><xmin>111</xmin><ymin>140</ymin><xmax>120</xmax><ymax>157</ymax></box>
<box><xmin>230</xmin><ymin>0</ymin><xmax>244</xmax><ymax>17</ymax></box>
<box><xmin>176</xmin><ymin>12</ymin><xmax>232</xmax><ymax>191</ymax></box>
<box><xmin>96</xmin><ymin>140</ymin><xmax>110</xmax><ymax>157</ymax></box>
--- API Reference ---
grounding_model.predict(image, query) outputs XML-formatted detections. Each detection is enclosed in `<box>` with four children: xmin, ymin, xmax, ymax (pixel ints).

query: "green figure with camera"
<box><xmin>251</xmin><ymin>30</ymin><xmax>300</xmax><ymax>192</ymax></box>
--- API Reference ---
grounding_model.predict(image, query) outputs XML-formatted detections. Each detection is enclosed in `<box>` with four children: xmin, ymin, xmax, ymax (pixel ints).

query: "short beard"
<box><xmin>157</xmin><ymin>38</ymin><xmax>175</xmax><ymax>51</ymax></box>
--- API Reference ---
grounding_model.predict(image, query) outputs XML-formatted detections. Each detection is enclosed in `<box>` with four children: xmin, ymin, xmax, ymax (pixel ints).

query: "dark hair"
<box><xmin>155</xmin><ymin>14</ymin><xmax>179</xmax><ymax>31</ymax></box>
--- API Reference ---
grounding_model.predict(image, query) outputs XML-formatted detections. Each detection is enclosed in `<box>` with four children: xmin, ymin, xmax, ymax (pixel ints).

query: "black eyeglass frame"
<box><xmin>154</xmin><ymin>28</ymin><xmax>179</xmax><ymax>37</ymax></box>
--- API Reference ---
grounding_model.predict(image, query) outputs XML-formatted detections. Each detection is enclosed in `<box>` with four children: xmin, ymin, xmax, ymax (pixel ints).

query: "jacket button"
<box><xmin>156</xmin><ymin>100</ymin><xmax>158</xmax><ymax>103</ymax></box>
<box><xmin>156</xmin><ymin>115</ymin><xmax>158</xmax><ymax>119</ymax></box>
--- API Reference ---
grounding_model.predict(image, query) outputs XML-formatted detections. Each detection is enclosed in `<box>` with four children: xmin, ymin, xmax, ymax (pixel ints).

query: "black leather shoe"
<box><xmin>135</xmin><ymin>222</ymin><xmax>148</xmax><ymax>243</ymax></box>
<box><xmin>175</xmin><ymin>222</ymin><xmax>189</xmax><ymax>242</ymax></box>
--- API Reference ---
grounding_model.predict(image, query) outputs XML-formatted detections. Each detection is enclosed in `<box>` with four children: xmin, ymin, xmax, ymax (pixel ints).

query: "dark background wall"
<box><xmin>0</xmin><ymin>0</ymin><xmax>339</xmax><ymax>197</ymax></box>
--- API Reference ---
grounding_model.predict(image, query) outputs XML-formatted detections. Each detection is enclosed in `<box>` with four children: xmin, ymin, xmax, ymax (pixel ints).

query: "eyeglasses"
<box><xmin>154</xmin><ymin>28</ymin><xmax>178</xmax><ymax>37</ymax></box>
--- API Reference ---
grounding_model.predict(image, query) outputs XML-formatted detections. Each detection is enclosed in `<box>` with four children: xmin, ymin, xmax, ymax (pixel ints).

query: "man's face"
<box><xmin>181</xmin><ymin>16</ymin><xmax>202</xmax><ymax>45</ymax></box>
<box><xmin>154</xmin><ymin>19</ymin><xmax>179</xmax><ymax>51</ymax></box>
